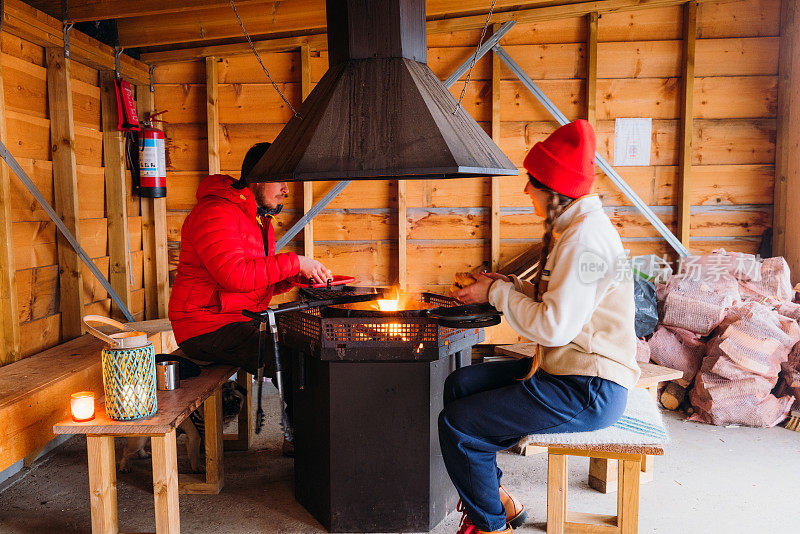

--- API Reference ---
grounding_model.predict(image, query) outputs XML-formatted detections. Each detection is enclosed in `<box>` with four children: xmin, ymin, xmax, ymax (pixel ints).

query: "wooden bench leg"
<box><xmin>224</xmin><ymin>371</ymin><xmax>252</xmax><ymax>451</ymax></box>
<box><xmin>86</xmin><ymin>436</ymin><xmax>119</xmax><ymax>534</ymax></box>
<box><xmin>617</xmin><ymin>458</ymin><xmax>641</xmax><ymax>534</ymax></box>
<box><xmin>180</xmin><ymin>389</ymin><xmax>225</xmax><ymax>495</ymax></box>
<box><xmin>152</xmin><ymin>429</ymin><xmax>180</xmax><ymax>534</ymax></box>
<box><xmin>546</xmin><ymin>453</ymin><xmax>567</xmax><ymax>534</ymax></box>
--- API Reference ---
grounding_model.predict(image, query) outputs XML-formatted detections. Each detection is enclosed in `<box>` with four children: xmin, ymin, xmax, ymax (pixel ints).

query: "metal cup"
<box><xmin>156</xmin><ymin>361</ymin><xmax>180</xmax><ymax>390</ymax></box>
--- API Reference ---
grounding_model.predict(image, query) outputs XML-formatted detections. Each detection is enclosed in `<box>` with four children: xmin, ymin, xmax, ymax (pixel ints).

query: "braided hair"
<box><xmin>523</xmin><ymin>173</ymin><xmax>574</xmax><ymax>380</ymax></box>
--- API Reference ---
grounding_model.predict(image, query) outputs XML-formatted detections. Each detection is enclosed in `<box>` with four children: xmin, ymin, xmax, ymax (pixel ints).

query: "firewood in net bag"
<box><xmin>688</xmin><ymin>302</ymin><xmax>799</xmax><ymax>427</ymax></box>
<box><xmin>739</xmin><ymin>257</ymin><xmax>794</xmax><ymax>302</ymax></box>
<box><xmin>661</xmin><ymin>292</ymin><xmax>727</xmax><ymax>336</ymax></box>
<box><xmin>648</xmin><ymin>325</ymin><xmax>704</xmax><ymax>387</ymax></box>
<box><xmin>635</xmin><ymin>338</ymin><xmax>651</xmax><ymax>363</ymax></box>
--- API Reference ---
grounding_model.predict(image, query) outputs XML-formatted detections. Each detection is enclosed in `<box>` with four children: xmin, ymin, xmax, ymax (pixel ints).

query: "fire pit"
<box><xmin>278</xmin><ymin>290</ymin><xmax>484</xmax><ymax>533</ymax></box>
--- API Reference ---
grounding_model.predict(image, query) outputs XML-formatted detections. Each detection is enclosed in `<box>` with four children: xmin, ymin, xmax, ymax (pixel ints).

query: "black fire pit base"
<box><xmin>290</xmin><ymin>350</ymin><xmax>471</xmax><ymax>533</ymax></box>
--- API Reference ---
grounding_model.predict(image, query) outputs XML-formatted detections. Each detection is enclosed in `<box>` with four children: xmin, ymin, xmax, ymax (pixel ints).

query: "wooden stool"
<box><xmin>544</xmin><ymin>443</ymin><xmax>664</xmax><ymax>534</ymax></box>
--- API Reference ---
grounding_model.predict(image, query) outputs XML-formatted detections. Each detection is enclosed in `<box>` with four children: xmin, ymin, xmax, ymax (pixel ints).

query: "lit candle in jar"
<box><xmin>70</xmin><ymin>392</ymin><xmax>95</xmax><ymax>422</ymax></box>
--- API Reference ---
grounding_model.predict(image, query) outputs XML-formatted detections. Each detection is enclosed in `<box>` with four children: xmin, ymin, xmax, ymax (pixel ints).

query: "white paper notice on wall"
<box><xmin>614</xmin><ymin>118</ymin><xmax>652</xmax><ymax>166</ymax></box>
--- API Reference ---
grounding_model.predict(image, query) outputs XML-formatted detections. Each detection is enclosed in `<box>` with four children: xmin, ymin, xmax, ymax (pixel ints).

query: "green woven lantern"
<box><xmin>83</xmin><ymin>316</ymin><xmax>158</xmax><ymax>421</ymax></box>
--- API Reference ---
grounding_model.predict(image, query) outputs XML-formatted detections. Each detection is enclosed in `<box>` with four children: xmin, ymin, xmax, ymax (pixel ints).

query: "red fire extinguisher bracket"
<box><xmin>114</xmin><ymin>78</ymin><xmax>140</xmax><ymax>132</ymax></box>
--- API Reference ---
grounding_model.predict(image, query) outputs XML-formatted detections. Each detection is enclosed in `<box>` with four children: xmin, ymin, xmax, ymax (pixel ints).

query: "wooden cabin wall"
<box><xmin>154</xmin><ymin>0</ymin><xmax>778</xmax><ymax>303</ymax></box>
<box><xmin>2</xmin><ymin>30</ymin><xmax>146</xmax><ymax>360</ymax></box>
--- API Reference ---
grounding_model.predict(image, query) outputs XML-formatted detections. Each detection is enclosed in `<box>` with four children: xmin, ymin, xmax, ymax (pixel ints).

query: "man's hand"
<box><xmin>297</xmin><ymin>256</ymin><xmax>332</xmax><ymax>284</ymax></box>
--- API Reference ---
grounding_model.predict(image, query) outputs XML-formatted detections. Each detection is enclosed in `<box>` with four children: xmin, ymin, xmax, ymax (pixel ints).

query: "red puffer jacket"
<box><xmin>168</xmin><ymin>174</ymin><xmax>299</xmax><ymax>343</ymax></box>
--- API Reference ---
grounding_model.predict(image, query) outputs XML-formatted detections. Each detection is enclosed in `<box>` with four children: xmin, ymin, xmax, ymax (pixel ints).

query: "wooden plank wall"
<box><xmin>154</xmin><ymin>0</ymin><xmax>778</xmax><ymax>302</ymax></box>
<box><xmin>2</xmin><ymin>30</ymin><xmax>146</xmax><ymax>360</ymax></box>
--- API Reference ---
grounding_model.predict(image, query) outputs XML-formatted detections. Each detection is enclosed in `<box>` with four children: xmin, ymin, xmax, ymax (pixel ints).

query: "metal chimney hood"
<box><xmin>246</xmin><ymin>0</ymin><xmax>518</xmax><ymax>183</ymax></box>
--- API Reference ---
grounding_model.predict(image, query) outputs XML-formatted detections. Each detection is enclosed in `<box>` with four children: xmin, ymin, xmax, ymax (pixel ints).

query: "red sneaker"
<box><xmin>456</xmin><ymin>500</ymin><xmax>476</xmax><ymax>534</ymax></box>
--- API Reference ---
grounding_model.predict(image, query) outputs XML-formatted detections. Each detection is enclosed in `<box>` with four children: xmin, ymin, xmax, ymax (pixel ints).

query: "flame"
<box><xmin>374</xmin><ymin>287</ymin><xmax>403</xmax><ymax>311</ymax></box>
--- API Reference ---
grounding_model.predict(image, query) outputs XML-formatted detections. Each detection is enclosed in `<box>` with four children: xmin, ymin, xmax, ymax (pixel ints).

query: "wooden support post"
<box><xmin>775</xmin><ymin>0</ymin><xmax>800</xmax><ymax>282</ymax></box>
<box><xmin>677</xmin><ymin>2</ymin><xmax>697</xmax><ymax>249</ymax></box>
<box><xmin>491</xmin><ymin>24</ymin><xmax>502</xmax><ymax>272</ymax></box>
<box><xmin>86</xmin><ymin>436</ymin><xmax>119</xmax><ymax>534</ymax></box>
<box><xmin>46</xmin><ymin>47</ymin><xmax>85</xmax><ymax>339</ymax></box>
<box><xmin>586</xmin><ymin>12</ymin><xmax>598</xmax><ymax>127</ymax></box>
<box><xmin>617</xmin><ymin>458</ymin><xmax>641</xmax><ymax>534</ymax></box>
<box><xmin>100</xmin><ymin>71</ymin><xmax>132</xmax><ymax>320</ymax></box>
<box><xmin>301</xmin><ymin>45</ymin><xmax>314</xmax><ymax>259</ymax></box>
<box><xmin>138</xmin><ymin>85</ymin><xmax>170</xmax><ymax>319</ymax></box>
<box><xmin>0</xmin><ymin>52</ymin><xmax>21</xmax><ymax>366</ymax></box>
<box><xmin>546</xmin><ymin>452</ymin><xmax>568</xmax><ymax>534</ymax></box>
<box><xmin>151</xmin><ymin>429</ymin><xmax>180</xmax><ymax>534</ymax></box>
<box><xmin>399</xmin><ymin>180</ymin><xmax>407</xmax><ymax>289</ymax></box>
<box><xmin>206</xmin><ymin>57</ymin><xmax>220</xmax><ymax>175</ymax></box>
<box><xmin>204</xmin><ymin>389</ymin><xmax>224</xmax><ymax>489</ymax></box>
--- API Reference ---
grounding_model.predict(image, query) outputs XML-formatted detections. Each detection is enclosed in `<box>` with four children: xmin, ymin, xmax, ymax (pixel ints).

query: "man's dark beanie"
<box><xmin>235</xmin><ymin>142</ymin><xmax>272</xmax><ymax>189</ymax></box>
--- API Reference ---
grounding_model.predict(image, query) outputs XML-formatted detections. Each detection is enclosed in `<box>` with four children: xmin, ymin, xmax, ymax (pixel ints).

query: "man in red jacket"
<box><xmin>169</xmin><ymin>142</ymin><xmax>331</xmax><ymax>375</ymax></box>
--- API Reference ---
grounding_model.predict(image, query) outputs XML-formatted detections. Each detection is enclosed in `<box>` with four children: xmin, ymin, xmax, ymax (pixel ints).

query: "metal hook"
<box><xmin>62</xmin><ymin>22</ymin><xmax>74</xmax><ymax>59</ymax></box>
<box><xmin>149</xmin><ymin>64</ymin><xmax>156</xmax><ymax>93</ymax></box>
<box><xmin>114</xmin><ymin>46</ymin><xmax>124</xmax><ymax>79</ymax></box>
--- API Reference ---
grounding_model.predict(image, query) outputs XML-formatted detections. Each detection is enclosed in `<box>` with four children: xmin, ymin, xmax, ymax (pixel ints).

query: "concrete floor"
<box><xmin>1</xmin><ymin>385</ymin><xmax>799</xmax><ymax>534</ymax></box>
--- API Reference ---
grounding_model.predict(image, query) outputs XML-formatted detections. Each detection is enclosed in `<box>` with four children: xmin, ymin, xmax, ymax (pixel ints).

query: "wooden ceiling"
<box><xmin>24</xmin><ymin>0</ymin><xmax>591</xmax><ymax>51</ymax></box>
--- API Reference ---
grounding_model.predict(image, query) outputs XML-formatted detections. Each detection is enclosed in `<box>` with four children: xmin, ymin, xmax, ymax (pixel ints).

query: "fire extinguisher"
<box><xmin>137</xmin><ymin>111</ymin><xmax>167</xmax><ymax>198</ymax></box>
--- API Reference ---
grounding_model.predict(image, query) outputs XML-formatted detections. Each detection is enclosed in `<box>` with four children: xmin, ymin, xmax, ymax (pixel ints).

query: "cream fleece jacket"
<box><xmin>488</xmin><ymin>195</ymin><xmax>641</xmax><ymax>389</ymax></box>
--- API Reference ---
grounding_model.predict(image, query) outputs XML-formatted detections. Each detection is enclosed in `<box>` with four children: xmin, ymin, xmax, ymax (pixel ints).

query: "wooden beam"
<box><xmin>27</xmin><ymin>0</ymin><xmax>266</xmax><ymax>22</ymax></box>
<box><xmin>131</xmin><ymin>0</ymin><xmax>723</xmax><ymax>53</ymax></box>
<box><xmin>775</xmin><ymin>0</ymin><xmax>800</xmax><ymax>282</ymax></box>
<box><xmin>206</xmin><ymin>57</ymin><xmax>221</xmax><ymax>175</ymax></box>
<box><xmin>142</xmin><ymin>34</ymin><xmax>328</xmax><ymax>65</ymax></box>
<box><xmin>46</xmin><ymin>47</ymin><xmax>84</xmax><ymax>339</ymax></box>
<box><xmin>0</xmin><ymin>53</ymin><xmax>22</xmax><ymax>366</ymax></box>
<box><xmin>677</xmin><ymin>1</ymin><xmax>697</xmax><ymax>248</ymax></box>
<box><xmin>301</xmin><ymin>45</ymin><xmax>314</xmax><ymax>259</ymax></box>
<box><xmin>586</xmin><ymin>12</ymin><xmax>599</xmax><ymax>127</ymax></box>
<box><xmin>100</xmin><ymin>71</ymin><xmax>132</xmax><ymax>321</ymax></box>
<box><xmin>138</xmin><ymin>86</ymin><xmax>170</xmax><ymax>319</ymax></box>
<box><xmin>3</xmin><ymin>0</ymin><xmax>150</xmax><ymax>84</ymax></box>
<box><xmin>399</xmin><ymin>180</ymin><xmax>407</xmax><ymax>290</ymax></box>
<box><xmin>491</xmin><ymin>24</ymin><xmax>502</xmax><ymax>272</ymax></box>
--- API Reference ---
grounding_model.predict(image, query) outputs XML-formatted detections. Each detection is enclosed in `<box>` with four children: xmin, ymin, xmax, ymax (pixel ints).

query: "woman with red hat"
<box><xmin>441</xmin><ymin>120</ymin><xmax>640</xmax><ymax>534</ymax></box>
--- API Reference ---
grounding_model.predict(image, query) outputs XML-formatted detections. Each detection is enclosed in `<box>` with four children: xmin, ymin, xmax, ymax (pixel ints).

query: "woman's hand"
<box><xmin>481</xmin><ymin>272</ymin><xmax>510</xmax><ymax>283</ymax></box>
<box><xmin>454</xmin><ymin>274</ymin><xmax>495</xmax><ymax>304</ymax></box>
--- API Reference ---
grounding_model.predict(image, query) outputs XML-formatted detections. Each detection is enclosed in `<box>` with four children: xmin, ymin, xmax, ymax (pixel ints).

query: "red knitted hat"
<box><xmin>523</xmin><ymin>120</ymin><xmax>597</xmax><ymax>198</ymax></box>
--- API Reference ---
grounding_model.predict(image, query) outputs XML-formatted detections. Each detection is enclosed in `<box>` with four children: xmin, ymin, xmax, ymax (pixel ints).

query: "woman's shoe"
<box><xmin>455</xmin><ymin>500</ymin><xmax>515</xmax><ymax>534</ymax></box>
<box><xmin>477</xmin><ymin>527</ymin><xmax>513</xmax><ymax>534</ymax></box>
<box><xmin>499</xmin><ymin>484</ymin><xmax>527</xmax><ymax>528</ymax></box>
<box><xmin>456</xmin><ymin>500</ymin><xmax>476</xmax><ymax>534</ymax></box>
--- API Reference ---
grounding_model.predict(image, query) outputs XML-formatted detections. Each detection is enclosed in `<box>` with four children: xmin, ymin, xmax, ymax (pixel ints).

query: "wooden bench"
<box><xmin>525</xmin><ymin>386</ymin><xmax>667</xmax><ymax>534</ymax></box>
<box><xmin>495</xmin><ymin>343</ymin><xmax>682</xmax><ymax>493</ymax></box>
<box><xmin>54</xmin><ymin>364</ymin><xmax>237</xmax><ymax>534</ymax></box>
<box><xmin>544</xmin><ymin>442</ymin><xmax>664</xmax><ymax>534</ymax></box>
<box><xmin>0</xmin><ymin>319</ymin><xmax>175</xmax><ymax>474</ymax></box>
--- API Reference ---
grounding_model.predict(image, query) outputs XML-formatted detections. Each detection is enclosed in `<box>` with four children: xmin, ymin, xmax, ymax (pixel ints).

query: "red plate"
<box><xmin>291</xmin><ymin>275</ymin><xmax>356</xmax><ymax>289</ymax></box>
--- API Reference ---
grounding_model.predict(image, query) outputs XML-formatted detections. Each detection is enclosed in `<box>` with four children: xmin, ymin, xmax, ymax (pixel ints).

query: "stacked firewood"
<box><xmin>646</xmin><ymin>250</ymin><xmax>800</xmax><ymax>428</ymax></box>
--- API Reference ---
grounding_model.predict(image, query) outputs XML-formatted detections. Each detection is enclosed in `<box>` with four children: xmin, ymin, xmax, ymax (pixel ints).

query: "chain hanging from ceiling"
<box><xmin>229</xmin><ymin>0</ymin><xmax>302</xmax><ymax>118</ymax></box>
<box><xmin>453</xmin><ymin>0</ymin><xmax>498</xmax><ymax>114</ymax></box>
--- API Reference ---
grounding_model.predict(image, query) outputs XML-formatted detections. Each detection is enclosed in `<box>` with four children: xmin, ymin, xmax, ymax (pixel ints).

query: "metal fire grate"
<box><xmin>278</xmin><ymin>292</ymin><xmax>484</xmax><ymax>362</ymax></box>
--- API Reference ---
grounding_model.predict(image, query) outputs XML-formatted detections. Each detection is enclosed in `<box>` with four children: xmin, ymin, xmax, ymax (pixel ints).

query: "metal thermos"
<box><xmin>156</xmin><ymin>361</ymin><xmax>180</xmax><ymax>390</ymax></box>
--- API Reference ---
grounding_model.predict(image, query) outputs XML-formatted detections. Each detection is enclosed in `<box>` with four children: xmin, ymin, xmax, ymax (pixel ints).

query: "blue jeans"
<box><xmin>437</xmin><ymin>358</ymin><xmax>628</xmax><ymax>531</ymax></box>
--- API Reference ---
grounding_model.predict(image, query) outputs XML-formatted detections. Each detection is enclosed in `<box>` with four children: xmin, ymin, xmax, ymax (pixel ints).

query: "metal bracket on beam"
<box><xmin>62</xmin><ymin>22</ymin><xmax>74</xmax><ymax>59</ymax></box>
<box><xmin>0</xmin><ymin>139</ymin><xmax>135</xmax><ymax>321</ymax></box>
<box><xmin>149</xmin><ymin>64</ymin><xmax>156</xmax><ymax>93</ymax></box>
<box><xmin>492</xmin><ymin>44</ymin><xmax>690</xmax><ymax>257</ymax></box>
<box><xmin>115</xmin><ymin>47</ymin><xmax>124</xmax><ymax>79</ymax></box>
<box><xmin>275</xmin><ymin>27</ymin><xmax>514</xmax><ymax>251</ymax></box>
